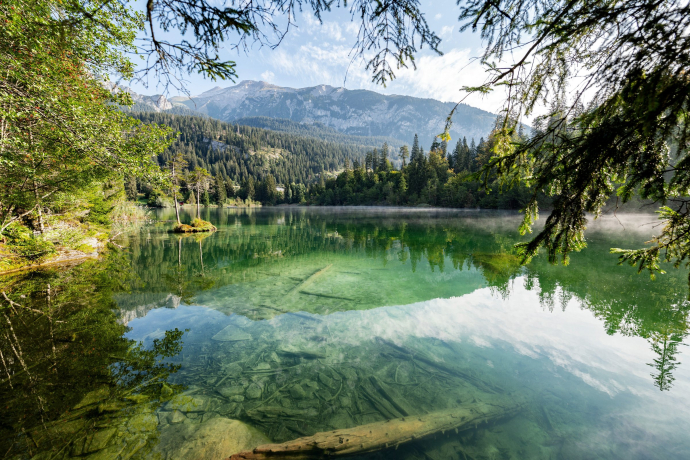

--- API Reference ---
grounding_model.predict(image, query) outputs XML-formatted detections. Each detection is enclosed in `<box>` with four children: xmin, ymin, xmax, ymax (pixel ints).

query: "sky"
<box><xmin>128</xmin><ymin>0</ymin><xmax>509</xmax><ymax>114</ymax></box>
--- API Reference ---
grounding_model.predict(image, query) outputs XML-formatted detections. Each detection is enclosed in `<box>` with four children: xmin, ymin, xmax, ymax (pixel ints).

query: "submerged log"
<box><xmin>227</xmin><ymin>399</ymin><xmax>524</xmax><ymax>459</ymax></box>
<box><xmin>286</xmin><ymin>265</ymin><xmax>333</xmax><ymax>297</ymax></box>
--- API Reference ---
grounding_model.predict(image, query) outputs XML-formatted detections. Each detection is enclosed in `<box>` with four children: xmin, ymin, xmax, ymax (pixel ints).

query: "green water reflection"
<box><xmin>0</xmin><ymin>254</ymin><xmax>186</xmax><ymax>459</ymax></box>
<box><xmin>2</xmin><ymin>207</ymin><xmax>689</xmax><ymax>459</ymax></box>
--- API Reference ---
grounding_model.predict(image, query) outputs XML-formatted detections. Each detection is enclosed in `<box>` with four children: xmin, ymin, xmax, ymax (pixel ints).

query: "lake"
<box><xmin>2</xmin><ymin>207</ymin><xmax>689</xmax><ymax>459</ymax></box>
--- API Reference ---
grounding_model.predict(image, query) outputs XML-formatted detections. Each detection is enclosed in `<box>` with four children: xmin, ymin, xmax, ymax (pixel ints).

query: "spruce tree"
<box><xmin>410</xmin><ymin>134</ymin><xmax>420</xmax><ymax>163</ymax></box>
<box><xmin>214</xmin><ymin>175</ymin><xmax>226</xmax><ymax>205</ymax></box>
<box><xmin>399</xmin><ymin>145</ymin><xmax>409</xmax><ymax>168</ymax></box>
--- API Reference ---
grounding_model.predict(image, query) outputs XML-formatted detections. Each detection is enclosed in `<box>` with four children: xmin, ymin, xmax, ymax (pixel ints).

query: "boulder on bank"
<box><xmin>172</xmin><ymin>218</ymin><xmax>217</xmax><ymax>233</ymax></box>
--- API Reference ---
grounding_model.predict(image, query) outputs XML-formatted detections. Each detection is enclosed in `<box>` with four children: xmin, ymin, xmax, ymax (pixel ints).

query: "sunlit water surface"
<box><xmin>3</xmin><ymin>207</ymin><xmax>690</xmax><ymax>459</ymax></box>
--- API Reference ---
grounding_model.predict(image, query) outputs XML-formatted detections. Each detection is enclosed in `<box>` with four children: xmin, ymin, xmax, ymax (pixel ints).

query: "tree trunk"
<box><xmin>196</xmin><ymin>185</ymin><xmax>201</xmax><ymax>219</ymax></box>
<box><xmin>29</xmin><ymin>132</ymin><xmax>44</xmax><ymax>234</ymax></box>
<box><xmin>172</xmin><ymin>164</ymin><xmax>181</xmax><ymax>225</ymax></box>
<box><xmin>33</xmin><ymin>181</ymin><xmax>44</xmax><ymax>234</ymax></box>
<box><xmin>228</xmin><ymin>399</ymin><xmax>524</xmax><ymax>459</ymax></box>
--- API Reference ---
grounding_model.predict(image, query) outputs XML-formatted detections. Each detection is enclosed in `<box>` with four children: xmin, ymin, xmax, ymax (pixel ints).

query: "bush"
<box><xmin>3</xmin><ymin>222</ymin><xmax>56</xmax><ymax>261</ymax></box>
<box><xmin>147</xmin><ymin>189</ymin><xmax>173</xmax><ymax>208</ymax></box>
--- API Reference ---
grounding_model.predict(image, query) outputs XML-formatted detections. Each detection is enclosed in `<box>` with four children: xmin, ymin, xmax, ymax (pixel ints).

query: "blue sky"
<box><xmin>129</xmin><ymin>0</ymin><xmax>507</xmax><ymax>113</ymax></box>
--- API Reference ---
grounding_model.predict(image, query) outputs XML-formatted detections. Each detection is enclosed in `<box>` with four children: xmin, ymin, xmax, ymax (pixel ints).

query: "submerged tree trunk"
<box><xmin>228</xmin><ymin>399</ymin><xmax>524</xmax><ymax>459</ymax></box>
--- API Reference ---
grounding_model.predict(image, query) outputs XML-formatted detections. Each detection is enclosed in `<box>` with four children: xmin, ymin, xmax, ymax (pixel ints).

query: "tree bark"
<box><xmin>196</xmin><ymin>184</ymin><xmax>201</xmax><ymax>219</ymax></box>
<box><xmin>172</xmin><ymin>163</ymin><xmax>181</xmax><ymax>225</ymax></box>
<box><xmin>228</xmin><ymin>399</ymin><xmax>524</xmax><ymax>459</ymax></box>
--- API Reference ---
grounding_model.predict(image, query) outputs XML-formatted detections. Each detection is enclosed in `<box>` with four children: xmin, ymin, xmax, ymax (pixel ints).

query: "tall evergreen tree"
<box><xmin>399</xmin><ymin>145</ymin><xmax>410</xmax><ymax>168</ymax></box>
<box><xmin>379</xmin><ymin>143</ymin><xmax>390</xmax><ymax>172</ymax></box>
<box><xmin>410</xmin><ymin>134</ymin><xmax>420</xmax><ymax>163</ymax></box>
<box><xmin>214</xmin><ymin>175</ymin><xmax>226</xmax><ymax>206</ymax></box>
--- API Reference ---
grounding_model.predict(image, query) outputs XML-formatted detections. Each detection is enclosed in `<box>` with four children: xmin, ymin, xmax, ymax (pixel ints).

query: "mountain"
<box><xmin>233</xmin><ymin>116</ymin><xmax>405</xmax><ymax>151</ymax></box>
<box><xmin>169</xmin><ymin>80</ymin><xmax>497</xmax><ymax>147</ymax></box>
<box><xmin>131</xmin><ymin>112</ymin><xmax>371</xmax><ymax>185</ymax></box>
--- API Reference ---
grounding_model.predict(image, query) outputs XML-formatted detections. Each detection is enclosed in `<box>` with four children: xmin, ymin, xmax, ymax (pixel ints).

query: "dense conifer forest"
<box><xmin>131</xmin><ymin>113</ymin><xmax>369</xmax><ymax>187</ymax></box>
<box><xmin>131</xmin><ymin>112</ymin><xmax>540</xmax><ymax>210</ymax></box>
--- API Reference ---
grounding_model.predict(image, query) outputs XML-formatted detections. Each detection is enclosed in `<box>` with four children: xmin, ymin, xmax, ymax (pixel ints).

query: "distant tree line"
<box><xmin>304</xmin><ymin>128</ymin><xmax>546</xmax><ymax>209</ymax></box>
<box><xmin>128</xmin><ymin>113</ymin><xmax>548</xmax><ymax>211</ymax></box>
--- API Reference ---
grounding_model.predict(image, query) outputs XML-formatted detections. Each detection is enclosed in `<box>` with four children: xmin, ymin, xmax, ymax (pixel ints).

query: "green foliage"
<box><xmin>2</xmin><ymin>222</ymin><xmax>55</xmax><ymax>261</ymax></box>
<box><xmin>0</xmin><ymin>253</ymin><xmax>187</xmax><ymax>457</ymax></box>
<box><xmin>457</xmin><ymin>0</ymin><xmax>690</xmax><ymax>281</ymax></box>
<box><xmin>0</xmin><ymin>0</ymin><xmax>173</xmax><ymax>237</ymax></box>
<box><xmin>132</xmin><ymin>113</ymin><xmax>366</xmax><ymax>187</ymax></box>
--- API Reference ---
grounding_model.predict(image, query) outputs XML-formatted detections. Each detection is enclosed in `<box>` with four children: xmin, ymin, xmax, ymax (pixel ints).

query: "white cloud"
<box><xmin>435</xmin><ymin>13</ymin><xmax>442</xmax><ymax>20</ymax></box>
<box><xmin>439</xmin><ymin>25</ymin><xmax>454</xmax><ymax>40</ymax></box>
<box><xmin>260</xmin><ymin>70</ymin><xmax>275</xmax><ymax>82</ymax></box>
<box><xmin>267</xmin><ymin>44</ymin><xmax>509</xmax><ymax>113</ymax></box>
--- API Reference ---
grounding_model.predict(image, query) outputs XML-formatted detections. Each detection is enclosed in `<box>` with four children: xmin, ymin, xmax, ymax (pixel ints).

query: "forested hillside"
<box><xmin>233</xmin><ymin>116</ymin><xmax>405</xmax><ymax>152</ymax></box>
<box><xmin>131</xmin><ymin>113</ymin><xmax>369</xmax><ymax>186</ymax></box>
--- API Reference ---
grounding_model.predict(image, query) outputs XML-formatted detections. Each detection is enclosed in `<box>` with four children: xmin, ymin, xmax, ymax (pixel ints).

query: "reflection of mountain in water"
<box><xmin>116</xmin><ymin>292</ymin><xmax>181</xmax><ymax>325</ymax></box>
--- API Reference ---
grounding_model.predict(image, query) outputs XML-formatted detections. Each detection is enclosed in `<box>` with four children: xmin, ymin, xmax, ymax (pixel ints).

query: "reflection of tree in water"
<box><xmin>123</xmin><ymin>209</ymin><xmax>690</xmax><ymax>391</ymax></box>
<box><xmin>525</xmin><ymin>238</ymin><xmax>690</xmax><ymax>392</ymax></box>
<box><xmin>0</xmin><ymin>253</ymin><xmax>186</xmax><ymax>458</ymax></box>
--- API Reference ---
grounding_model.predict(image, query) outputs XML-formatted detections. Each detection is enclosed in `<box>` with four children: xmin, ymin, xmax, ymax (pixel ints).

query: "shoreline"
<box><xmin>0</xmin><ymin>251</ymin><xmax>99</xmax><ymax>276</ymax></box>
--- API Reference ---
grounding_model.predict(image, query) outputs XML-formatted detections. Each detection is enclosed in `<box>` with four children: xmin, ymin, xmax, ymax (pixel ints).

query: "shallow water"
<box><xmin>3</xmin><ymin>207</ymin><xmax>690</xmax><ymax>459</ymax></box>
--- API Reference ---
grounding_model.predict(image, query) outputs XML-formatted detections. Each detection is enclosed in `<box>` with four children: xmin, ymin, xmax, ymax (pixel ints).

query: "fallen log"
<box><xmin>286</xmin><ymin>265</ymin><xmax>333</xmax><ymax>297</ymax></box>
<box><xmin>227</xmin><ymin>398</ymin><xmax>524</xmax><ymax>459</ymax></box>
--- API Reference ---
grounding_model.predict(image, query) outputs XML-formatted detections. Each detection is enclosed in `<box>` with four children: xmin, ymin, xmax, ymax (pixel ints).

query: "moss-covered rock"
<box><xmin>171</xmin><ymin>218</ymin><xmax>217</xmax><ymax>233</ymax></box>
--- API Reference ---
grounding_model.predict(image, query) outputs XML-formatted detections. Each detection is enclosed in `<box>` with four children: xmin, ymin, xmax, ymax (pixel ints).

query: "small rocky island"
<box><xmin>172</xmin><ymin>219</ymin><xmax>217</xmax><ymax>233</ymax></box>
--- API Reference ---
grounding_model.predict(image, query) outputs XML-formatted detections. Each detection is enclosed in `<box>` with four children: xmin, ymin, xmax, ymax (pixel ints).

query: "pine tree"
<box><xmin>214</xmin><ymin>175</ymin><xmax>226</xmax><ymax>205</ymax></box>
<box><xmin>380</xmin><ymin>143</ymin><xmax>389</xmax><ymax>172</ymax></box>
<box><xmin>410</xmin><ymin>134</ymin><xmax>420</xmax><ymax>163</ymax></box>
<box><xmin>451</xmin><ymin>140</ymin><xmax>462</xmax><ymax>173</ymax></box>
<box><xmin>399</xmin><ymin>145</ymin><xmax>409</xmax><ymax>168</ymax></box>
<box><xmin>225</xmin><ymin>177</ymin><xmax>235</xmax><ymax>198</ymax></box>
<box><xmin>468</xmin><ymin>139</ymin><xmax>477</xmax><ymax>173</ymax></box>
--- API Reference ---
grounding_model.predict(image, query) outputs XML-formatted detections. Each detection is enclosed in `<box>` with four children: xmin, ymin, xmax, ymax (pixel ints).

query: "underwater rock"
<box><xmin>276</xmin><ymin>345</ymin><xmax>325</xmax><ymax>359</ymax></box>
<box><xmin>230</xmin><ymin>395</ymin><xmax>245</xmax><ymax>403</ymax></box>
<box><xmin>219</xmin><ymin>385</ymin><xmax>245</xmax><ymax>398</ymax></box>
<box><xmin>223</xmin><ymin>362</ymin><xmax>244</xmax><ymax>376</ymax></box>
<box><xmin>246</xmin><ymin>384</ymin><xmax>262</xmax><ymax>399</ymax></box>
<box><xmin>318</xmin><ymin>373</ymin><xmax>336</xmax><ymax>389</ymax></box>
<box><xmin>244</xmin><ymin>383</ymin><xmax>261</xmax><ymax>399</ymax></box>
<box><xmin>70</xmin><ymin>427</ymin><xmax>117</xmax><ymax>456</ymax></box>
<box><xmin>168</xmin><ymin>410</ymin><xmax>187</xmax><ymax>424</ymax></box>
<box><xmin>218</xmin><ymin>402</ymin><xmax>239</xmax><ymax>415</ymax></box>
<box><xmin>165</xmin><ymin>394</ymin><xmax>210</xmax><ymax>413</ymax></box>
<box><xmin>212</xmin><ymin>324</ymin><xmax>252</xmax><ymax>342</ymax></box>
<box><xmin>73</xmin><ymin>386</ymin><xmax>111</xmax><ymax>409</ymax></box>
<box><xmin>155</xmin><ymin>416</ymin><xmax>269</xmax><ymax>460</ymax></box>
<box><xmin>289</xmin><ymin>385</ymin><xmax>307</xmax><ymax>399</ymax></box>
<box><xmin>254</xmin><ymin>362</ymin><xmax>271</xmax><ymax>371</ymax></box>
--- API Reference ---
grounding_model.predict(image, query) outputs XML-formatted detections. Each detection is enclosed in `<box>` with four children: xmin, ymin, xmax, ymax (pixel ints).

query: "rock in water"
<box><xmin>245</xmin><ymin>384</ymin><xmax>262</xmax><ymax>399</ymax></box>
<box><xmin>155</xmin><ymin>417</ymin><xmax>270</xmax><ymax>460</ymax></box>
<box><xmin>212</xmin><ymin>324</ymin><xmax>252</xmax><ymax>342</ymax></box>
<box><xmin>167</xmin><ymin>410</ymin><xmax>187</xmax><ymax>424</ymax></box>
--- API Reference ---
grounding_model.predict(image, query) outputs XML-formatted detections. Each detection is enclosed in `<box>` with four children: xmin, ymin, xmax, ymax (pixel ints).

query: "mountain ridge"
<box><xmin>162</xmin><ymin>80</ymin><xmax>498</xmax><ymax>147</ymax></box>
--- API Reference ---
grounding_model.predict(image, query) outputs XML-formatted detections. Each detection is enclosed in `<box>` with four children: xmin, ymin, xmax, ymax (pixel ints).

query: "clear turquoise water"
<box><xmin>3</xmin><ymin>207</ymin><xmax>690</xmax><ymax>459</ymax></box>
